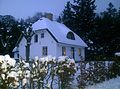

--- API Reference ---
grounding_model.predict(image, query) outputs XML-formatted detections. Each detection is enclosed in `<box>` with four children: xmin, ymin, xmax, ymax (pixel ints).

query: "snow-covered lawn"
<box><xmin>85</xmin><ymin>77</ymin><xmax>120</xmax><ymax>89</ymax></box>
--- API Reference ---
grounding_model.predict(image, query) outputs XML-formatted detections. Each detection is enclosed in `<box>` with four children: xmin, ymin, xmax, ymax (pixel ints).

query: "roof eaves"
<box><xmin>46</xmin><ymin>29</ymin><xmax>59</xmax><ymax>43</ymax></box>
<box><xmin>58</xmin><ymin>41</ymin><xmax>87</xmax><ymax>47</ymax></box>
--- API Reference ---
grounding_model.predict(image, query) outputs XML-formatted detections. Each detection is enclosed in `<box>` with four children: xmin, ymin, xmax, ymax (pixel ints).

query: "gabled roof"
<box><xmin>32</xmin><ymin>17</ymin><xmax>87</xmax><ymax>47</ymax></box>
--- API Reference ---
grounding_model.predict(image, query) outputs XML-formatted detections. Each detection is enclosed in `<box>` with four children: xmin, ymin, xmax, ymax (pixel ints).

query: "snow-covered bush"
<box><xmin>56</xmin><ymin>56</ymin><xmax>76</xmax><ymax>88</ymax></box>
<box><xmin>29</xmin><ymin>55</ymin><xmax>57</xmax><ymax>89</ymax></box>
<box><xmin>16</xmin><ymin>59</ymin><xmax>30</xmax><ymax>88</ymax></box>
<box><xmin>108</xmin><ymin>61</ymin><xmax>120</xmax><ymax>79</ymax></box>
<box><xmin>0</xmin><ymin>55</ymin><xmax>18</xmax><ymax>88</ymax></box>
<box><xmin>57</xmin><ymin>56</ymin><xmax>76</xmax><ymax>75</ymax></box>
<box><xmin>77</xmin><ymin>61</ymin><xmax>114</xmax><ymax>89</ymax></box>
<box><xmin>0</xmin><ymin>55</ymin><xmax>30</xmax><ymax>89</ymax></box>
<box><xmin>0</xmin><ymin>54</ymin><xmax>117</xmax><ymax>89</ymax></box>
<box><xmin>28</xmin><ymin>56</ymin><xmax>76</xmax><ymax>89</ymax></box>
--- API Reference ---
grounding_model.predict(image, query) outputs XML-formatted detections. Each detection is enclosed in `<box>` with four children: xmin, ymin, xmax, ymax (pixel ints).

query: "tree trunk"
<box><xmin>26</xmin><ymin>43</ymin><xmax>30</xmax><ymax>62</ymax></box>
<box><xmin>38</xmin><ymin>79</ymin><xmax>40</xmax><ymax>89</ymax></box>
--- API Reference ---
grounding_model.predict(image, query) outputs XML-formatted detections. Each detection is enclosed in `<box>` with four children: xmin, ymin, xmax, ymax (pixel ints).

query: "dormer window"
<box><xmin>67</xmin><ymin>32</ymin><xmax>75</xmax><ymax>40</ymax></box>
<box><xmin>34</xmin><ymin>34</ymin><xmax>38</xmax><ymax>43</ymax></box>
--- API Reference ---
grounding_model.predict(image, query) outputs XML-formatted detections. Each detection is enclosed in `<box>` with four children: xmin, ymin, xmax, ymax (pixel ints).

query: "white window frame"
<box><xmin>42</xmin><ymin>46</ymin><xmax>48</xmax><ymax>56</ymax></box>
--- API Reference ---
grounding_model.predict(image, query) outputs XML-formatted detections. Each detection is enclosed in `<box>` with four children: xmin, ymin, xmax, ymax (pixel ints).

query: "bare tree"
<box><xmin>18</xmin><ymin>23</ymin><xmax>35</xmax><ymax>62</ymax></box>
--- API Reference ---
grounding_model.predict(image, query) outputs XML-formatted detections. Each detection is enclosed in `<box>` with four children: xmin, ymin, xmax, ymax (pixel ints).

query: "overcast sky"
<box><xmin>0</xmin><ymin>0</ymin><xmax>120</xmax><ymax>19</ymax></box>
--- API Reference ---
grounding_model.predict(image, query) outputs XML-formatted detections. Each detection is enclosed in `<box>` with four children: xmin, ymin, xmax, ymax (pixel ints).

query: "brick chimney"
<box><xmin>44</xmin><ymin>13</ymin><xmax>53</xmax><ymax>21</ymax></box>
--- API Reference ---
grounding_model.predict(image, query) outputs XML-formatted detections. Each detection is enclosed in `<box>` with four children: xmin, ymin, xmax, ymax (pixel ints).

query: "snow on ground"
<box><xmin>85</xmin><ymin>76</ymin><xmax>120</xmax><ymax>89</ymax></box>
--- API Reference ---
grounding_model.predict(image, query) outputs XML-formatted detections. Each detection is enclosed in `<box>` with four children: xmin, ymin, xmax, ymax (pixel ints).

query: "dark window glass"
<box><xmin>67</xmin><ymin>32</ymin><xmax>75</xmax><ymax>40</ymax></box>
<box><xmin>78</xmin><ymin>48</ymin><xmax>81</xmax><ymax>56</ymax></box>
<box><xmin>42</xmin><ymin>46</ymin><xmax>47</xmax><ymax>56</ymax></box>
<box><xmin>34</xmin><ymin>34</ymin><xmax>38</xmax><ymax>43</ymax></box>
<box><xmin>62</xmin><ymin>47</ymin><xmax>66</xmax><ymax>56</ymax></box>
<box><xmin>71</xmin><ymin>47</ymin><xmax>75</xmax><ymax>59</ymax></box>
<box><xmin>41</xmin><ymin>33</ymin><xmax>44</xmax><ymax>38</ymax></box>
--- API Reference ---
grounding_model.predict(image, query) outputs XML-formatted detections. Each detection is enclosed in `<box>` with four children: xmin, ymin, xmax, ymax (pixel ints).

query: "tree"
<box><xmin>0</xmin><ymin>15</ymin><xmax>21</xmax><ymax>55</ymax></box>
<box><xmin>18</xmin><ymin>20</ymin><xmax>35</xmax><ymax>62</ymax></box>
<box><xmin>59</xmin><ymin>1</ymin><xmax>75</xmax><ymax>30</ymax></box>
<box><xmin>60</xmin><ymin>0</ymin><xmax>96</xmax><ymax>40</ymax></box>
<box><xmin>60</xmin><ymin>0</ymin><xmax>96</xmax><ymax>60</ymax></box>
<box><xmin>91</xmin><ymin>3</ymin><xmax>120</xmax><ymax>60</ymax></box>
<box><xmin>60</xmin><ymin>1</ymin><xmax>120</xmax><ymax>60</ymax></box>
<box><xmin>25</xmin><ymin>12</ymin><xmax>43</xmax><ymax>24</ymax></box>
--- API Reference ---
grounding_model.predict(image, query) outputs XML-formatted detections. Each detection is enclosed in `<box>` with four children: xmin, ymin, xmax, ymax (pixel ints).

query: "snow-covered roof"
<box><xmin>115</xmin><ymin>52</ymin><xmax>120</xmax><ymax>56</ymax></box>
<box><xmin>12</xmin><ymin>47</ymin><xmax>19</xmax><ymax>52</ymax></box>
<box><xmin>32</xmin><ymin>17</ymin><xmax>87</xmax><ymax>47</ymax></box>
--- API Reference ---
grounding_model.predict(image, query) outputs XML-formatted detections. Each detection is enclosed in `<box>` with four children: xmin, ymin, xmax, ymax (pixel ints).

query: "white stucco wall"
<box><xmin>18</xmin><ymin>29</ymin><xmax>57</xmax><ymax>59</ymax></box>
<box><xmin>18</xmin><ymin>29</ymin><xmax>86</xmax><ymax>61</ymax></box>
<box><xmin>56</xmin><ymin>43</ymin><xmax>85</xmax><ymax>61</ymax></box>
<box><xmin>30</xmin><ymin>30</ymin><xmax>57</xmax><ymax>59</ymax></box>
<box><xmin>19</xmin><ymin>37</ymin><xmax>26</xmax><ymax>59</ymax></box>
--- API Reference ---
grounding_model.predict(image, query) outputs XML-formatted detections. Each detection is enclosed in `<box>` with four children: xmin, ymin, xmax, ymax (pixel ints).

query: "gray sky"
<box><xmin>0</xmin><ymin>0</ymin><xmax>120</xmax><ymax>19</ymax></box>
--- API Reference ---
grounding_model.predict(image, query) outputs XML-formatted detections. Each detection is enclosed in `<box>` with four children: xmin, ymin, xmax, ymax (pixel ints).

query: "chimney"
<box><xmin>44</xmin><ymin>13</ymin><xmax>53</xmax><ymax>21</ymax></box>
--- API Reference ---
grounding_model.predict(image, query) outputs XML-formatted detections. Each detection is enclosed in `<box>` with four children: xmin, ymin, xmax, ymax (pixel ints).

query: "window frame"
<box><xmin>41</xmin><ymin>33</ymin><xmax>44</xmax><ymax>38</ymax></box>
<box><xmin>66</xmin><ymin>32</ymin><xmax>75</xmax><ymax>40</ymax></box>
<box><xmin>62</xmin><ymin>46</ymin><xmax>66</xmax><ymax>56</ymax></box>
<box><xmin>34</xmin><ymin>34</ymin><xmax>38</xmax><ymax>43</ymax></box>
<box><xmin>78</xmin><ymin>48</ymin><xmax>81</xmax><ymax>56</ymax></box>
<box><xmin>42</xmin><ymin>46</ymin><xmax>48</xmax><ymax>56</ymax></box>
<box><xmin>71</xmin><ymin>47</ymin><xmax>75</xmax><ymax>59</ymax></box>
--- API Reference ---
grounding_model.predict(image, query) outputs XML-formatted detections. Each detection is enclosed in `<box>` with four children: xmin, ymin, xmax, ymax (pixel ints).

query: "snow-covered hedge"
<box><xmin>76</xmin><ymin>61</ymin><xmax>116</xmax><ymax>89</ymax></box>
<box><xmin>0</xmin><ymin>55</ymin><xmax>76</xmax><ymax>89</ymax></box>
<box><xmin>0</xmin><ymin>55</ymin><xmax>119</xmax><ymax>89</ymax></box>
<box><xmin>0</xmin><ymin>55</ymin><xmax>30</xmax><ymax>88</ymax></box>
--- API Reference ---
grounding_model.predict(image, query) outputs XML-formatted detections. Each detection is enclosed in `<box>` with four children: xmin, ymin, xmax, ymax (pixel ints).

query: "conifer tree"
<box><xmin>0</xmin><ymin>15</ymin><xmax>21</xmax><ymax>55</ymax></box>
<box><xmin>60</xmin><ymin>0</ymin><xmax>96</xmax><ymax>41</ymax></box>
<box><xmin>93</xmin><ymin>3</ymin><xmax>120</xmax><ymax>59</ymax></box>
<box><xmin>60</xmin><ymin>1</ymin><xmax>75</xmax><ymax>30</ymax></box>
<box><xmin>60</xmin><ymin>0</ymin><xmax>96</xmax><ymax>60</ymax></box>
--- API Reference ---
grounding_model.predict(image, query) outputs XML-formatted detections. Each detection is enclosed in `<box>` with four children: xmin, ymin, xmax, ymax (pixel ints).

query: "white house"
<box><xmin>13</xmin><ymin>17</ymin><xmax>87</xmax><ymax>61</ymax></box>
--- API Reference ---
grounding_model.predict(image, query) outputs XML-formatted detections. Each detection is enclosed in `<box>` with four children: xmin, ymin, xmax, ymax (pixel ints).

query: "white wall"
<box><xmin>19</xmin><ymin>29</ymin><xmax>57</xmax><ymax>59</ymax></box>
<box><xmin>56</xmin><ymin>43</ymin><xmax>85</xmax><ymax>61</ymax></box>
<box><xmin>18</xmin><ymin>29</ymin><xmax>86</xmax><ymax>61</ymax></box>
<box><xmin>19</xmin><ymin>37</ymin><xmax>26</xmax><ymax>59</ymax></box>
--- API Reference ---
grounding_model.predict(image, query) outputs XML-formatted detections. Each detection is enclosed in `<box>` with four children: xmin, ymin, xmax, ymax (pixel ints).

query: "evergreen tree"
<box><xmin>60</xmin><ymin>1</ymin><xmax>75</xmax><ymax>30</ymax></box>
<box><xmin>0</xmin><ymin>15</ymin><xmax>21</xmax><ymax>55</ymax></box>
<box><xmin>73</xmin><ymin>0</ymin><xmax>96</xmax><ymax>38</ymax></box>
<box><xmin>60</xmin><ymin>1</ymin><xmax>120</xmax><ymax>60</ymax></box>
<box><xmin>25</xmin><ymin>12</ymin><xmax>43</xmax><ymax>24</ymax></box>
<box><xmin>60</xmin><ymin>0</ymin><xmax>96</xmax><ymax>40</ymax></box>
<box><xmin>60</xmin><ymin>0</ymin><xmax>96</xmax><ymax>60</ymax></box>
<box><xmin>92</xmin><ymin>3</ymin><xmax>120</xmax><ymax>60</ymax></box>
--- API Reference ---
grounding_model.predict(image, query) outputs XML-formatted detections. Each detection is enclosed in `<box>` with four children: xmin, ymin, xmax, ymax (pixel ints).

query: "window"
<box><xmin>17</xmin><ymin>54</ymin><xmax>19</xmax><ymax>58</ymax></box>
<box><xmin>71</xmin><ymin>47</ymin><xmax>75</xmax><ymax>59</ymax></box>
<box><xmin>41</xmin><ymin>33</ymin><xmax>44</xmax><ymax>38</ymax></box>
<box><xmin>62</xmin><ymin>47</ymin><xmax>66</xmax><ymax>56</ymax></box>
<box><xmin>34</xmin><ymin>34</ymin><xmax>38</xmax><ymax>43</ymax></box>
<box><xmin>42</xmin><ymin>46</ymin><xmax>47</xmax><ymax>56</ymax></box>
<box><xmin>67</xmin><ymin>32</ymin><xmax>75</xmax><ymax>40</ymax></box>
<box><xmin>78</xmin><ymin>48</ymin><xmax>81</xmax><ymax>56</ymax></box>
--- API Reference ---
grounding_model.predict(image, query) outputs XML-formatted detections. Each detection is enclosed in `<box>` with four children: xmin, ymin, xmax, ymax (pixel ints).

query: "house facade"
<box><xmin>13</xmin><ymin>17</ymin><xmax>87</xmax><ymax>61</ymax></box>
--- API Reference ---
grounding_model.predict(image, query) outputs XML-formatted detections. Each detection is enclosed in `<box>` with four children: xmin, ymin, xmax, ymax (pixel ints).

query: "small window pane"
<box><xmin>67</xmin><ymin>32</ymin><xmax>75</xmax><ymax>40</ymax></box>
<box><xmin>78</xmin><ymin>48</ymin><xmax>81</xmax><ymax>56</ymax></box>
<box><xmin>42</xmin><ymin>46</ymin><xmax>47</xmax><ymax>56</ymax></box>
<box><xmin>34</xmin><ymin>34</ymin><xmax>38</xmax><ymax>43</ymax></box>
<box><xmin>41</xmin><ymin>33</ymin><xmax>44</xmax><ymax>38</ymax></box>
<box><xmin>71</xmin><ymin>47</ymin><xmax>75</xmax><ymax>58</ymax></box>
<box><xmin>62</xmin><ymin>47</ymin><xmax>66</xmax><ymax>56</ymax></box>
